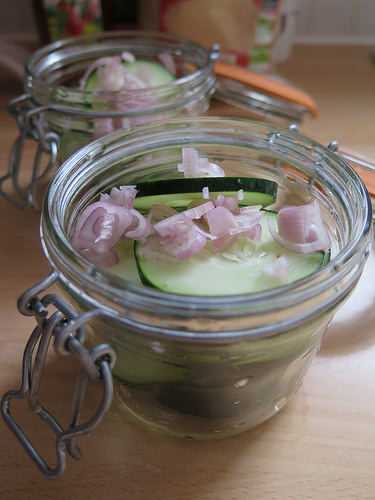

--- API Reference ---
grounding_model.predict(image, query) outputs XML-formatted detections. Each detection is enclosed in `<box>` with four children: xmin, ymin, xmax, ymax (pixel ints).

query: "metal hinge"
<box><xmin>1</xmin><ymin>272</ymin><xmax>116</xmax><ymax>478</ymax></box>
<box><xmin>0</xmin><ymin>94</ymin><xmax>59</xmax><ymax>209</ymax></box>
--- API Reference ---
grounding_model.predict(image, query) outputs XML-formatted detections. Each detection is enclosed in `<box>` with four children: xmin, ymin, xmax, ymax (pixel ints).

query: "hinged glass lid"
<box><xmin>215</xmin><ymin>76</ymin><xmax>310</xmax><ymax>124</ymax></box>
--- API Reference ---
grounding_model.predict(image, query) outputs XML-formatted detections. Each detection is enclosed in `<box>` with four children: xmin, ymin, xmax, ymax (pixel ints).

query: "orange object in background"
<box><xmin>214</xmin><ymin>61</ymin><xmax>319</xmax><ymax>117</ymax></box>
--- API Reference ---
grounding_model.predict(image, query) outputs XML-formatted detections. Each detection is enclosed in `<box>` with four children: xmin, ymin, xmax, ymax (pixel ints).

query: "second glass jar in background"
<box><xmin>3</xmin><ymin>31</ymin><xmax>218</xmax><ymax>208</ymax></box>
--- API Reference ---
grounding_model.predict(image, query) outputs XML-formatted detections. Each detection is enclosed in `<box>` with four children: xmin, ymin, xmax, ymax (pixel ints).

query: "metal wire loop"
<box><xmin>1</xmin><ymin>273</ymin><xmax>115</xmax><ymax>478</ymax></box>
<box><xmin>0</xmin><ymin>94</ymin><xmax>59</xmax><ymax>209</ymax></box>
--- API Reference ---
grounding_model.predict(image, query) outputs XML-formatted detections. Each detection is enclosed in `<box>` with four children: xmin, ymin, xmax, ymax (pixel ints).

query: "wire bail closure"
<box><xmin>1</xmin><ymin>272</ymin><xmax>116</xmax><ymax>478</ymax></box>
<box><xmin>0</xmin><ymin>94</ymin><xmax>59</xmax><ymax>209</ymax></box>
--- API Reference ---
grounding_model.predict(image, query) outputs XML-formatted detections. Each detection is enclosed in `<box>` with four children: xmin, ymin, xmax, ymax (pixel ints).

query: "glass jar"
<box><xmin>214</xmin><ymin>76</ymin><xmax>309</xmax><ymax>125</ymax></box>
<box><xmin>1</xmin><ymin>117</ymin><xmax>372</xmax><ymax>478</ymax></box>
<box><xmin>1</xmin><ymin>31</ymin><xmax>218</xmax><ymax>208</ymax></box>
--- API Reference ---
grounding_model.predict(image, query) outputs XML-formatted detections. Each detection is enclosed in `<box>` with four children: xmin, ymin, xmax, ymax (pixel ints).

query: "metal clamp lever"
<box><xmin>1</xmin><ymin>272</ymin><xmax>116</xmax><ymax>478</ymax></box>
<box><xmin>0</xmin><ymin>94</ymin><xmax>59</xmax><ymax>209</ymax></box>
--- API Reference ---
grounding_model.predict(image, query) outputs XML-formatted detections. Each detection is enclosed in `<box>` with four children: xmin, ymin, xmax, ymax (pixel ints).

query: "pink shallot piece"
<box><xmin>97</xmin><ymin>59</ymin><xmax>126</xmax><ymax>91</ymax></box>
<box><xmin>71</xmin><ymin>195</ymin><xmax>150</xmax><ymax>265</ymax></box>
<box><xmin>106</xmin><ymin>186</ymin><xmax>138</xmax><ymax>208</ymax></box>
<box><xmin>125</xmin><ymin>209</ymin><xmax>153</xmax><ymax>240</ymax></box>
<box><xmin>215</xmin><ymin>194</ymin><xmax>239</xmax><ymax>213</ymax></box>
<box><xmin>72</xmin><ymin>202</ymin><xmax>132</xmax><ymax>249</ymax></box>
<box><xmin>158</xmin><ymin>51</ymin><xmax>177</xmax><ymax>75</ymax></box>
<box><xmin>93</xmin><ymin>118</ymin><xmax>114</xmax><ymax>140</ymax></box>
<box><xmin>160</xmin><ymin>222</ymin><xmax>207</xmax><ymax>260</ymax></box>
<box><xmin>154</xmin><ymin>201</ymin><xmax>214</xmax><ymax>238</ymax></box>
<box><xmin>81</xmin><ymin>51</ymin><xmax>157</xmax><ymax>138</ymax></box>
<box><xmin>206</xmin><ymin>206</ymin><xmax>262</xmax><ymax>245</ymax></box>
<box><xmin>121</xmin><ymin>51</ymin><xmax>135</xmax><ymax>63</ymax></box>
<box><xmin>177</xmin><ymin>148</ymin><xmax>225</xmax><ymax>178</ymax></box>
<box><xmin>79</xmin><ymin>56</ymin><xmax>118</xmax><ymax>90</ymax></box>
<box><xmin>152</xmin><ymin>202</ymin><xmax>215</xmax><ymax>259</ymax></box>
<box><xmin>206</xmin><ymin>207</ymin><xmax>237</xmax><ymax>238</ymax></box>
<box><xmin>270</xmin><ymin>200</ymin><xmax>330</xmax><ymax>254</ymax></box>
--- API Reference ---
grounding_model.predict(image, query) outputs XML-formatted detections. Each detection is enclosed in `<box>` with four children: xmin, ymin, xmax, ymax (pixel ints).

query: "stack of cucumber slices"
<box><xmin>110</xmin><ymin>177</ymin><xmax>329</xmax><ymax>295</ymax></box>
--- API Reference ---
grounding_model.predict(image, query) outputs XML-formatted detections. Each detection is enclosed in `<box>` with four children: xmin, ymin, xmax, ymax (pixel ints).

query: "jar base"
<box><xmin>114</xmin><ymin>382</ymin><xmax>291</xmax><ymax>440</ymax></box>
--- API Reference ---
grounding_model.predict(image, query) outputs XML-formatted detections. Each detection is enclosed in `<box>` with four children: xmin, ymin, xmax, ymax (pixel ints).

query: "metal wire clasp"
<box><xmin>0</xmin><ymin>94</ymin><xmax>59</xmax><ymax>209</ymax></box>
<box><xmin>1</xmin><ymin>272</ymin><xmax>116</xmax><ymax>479</ymax></box>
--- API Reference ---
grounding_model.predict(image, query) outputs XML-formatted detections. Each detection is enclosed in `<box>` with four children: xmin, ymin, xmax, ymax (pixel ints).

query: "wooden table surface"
<box><xmin>1</xmin><ymin>46</ymin><xmax>375</xmax><ymax>500</ymax></box>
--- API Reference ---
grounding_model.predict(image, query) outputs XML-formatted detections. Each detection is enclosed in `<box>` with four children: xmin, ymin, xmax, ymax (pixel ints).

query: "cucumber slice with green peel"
<box><xmin>134</xmin><ymin>212</ymin><xmax>329</xmax><ymax>296</ymax></box>
<box><xmin>112</xmin><ymin>350</ymin><xmax>188</xmax><ymax>385</ymax></box>
<box><xmin>133</xmin><ymin>177</ymin><xmax>277</xmax><ymax>212</ymax></box>
<box><xmin>111</xmin><ymin>239</ymin><xmax>143</xmax><ymax>285</ymax></box>
<box><xmin>85</xmin><ymin>60</ymin><xmax>175</xmax><ymax>93</ymax></box>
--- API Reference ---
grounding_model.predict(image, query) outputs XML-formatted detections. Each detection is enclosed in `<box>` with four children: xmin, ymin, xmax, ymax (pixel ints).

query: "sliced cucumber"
<box><xmin>112</xmin><ymin>349</ymin><xmax>188</xmax><ymax>385</ymax></box>
<box><xmin>134</xmin><ymin>212</ymin><xmax>328</xmax><ymax>296</ymax></box>
<box><xmin>85</xmin><ymin>60</ymin><xmax>175</xmax><ymax>93</ymax></box>
<box><xmin>111</xmin><ymin>239</ymin><xmax>143</xmax><ymax>285</ymax></box>
<box><xmin>133</xmin><ymin>177</ymin><xmax>277</xmax><ymax>212</ymax></box>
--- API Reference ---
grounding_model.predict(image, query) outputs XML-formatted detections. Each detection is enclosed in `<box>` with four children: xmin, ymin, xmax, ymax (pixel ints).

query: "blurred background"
<box><xmin>0</xmin><ymin>0</ymin><xmax>373</xmax><ymax>157</ymax></box>
<box><xmin>1</xmin><ymin>0</ymin><xmax>374</xmax><ymax>87</ymax></box>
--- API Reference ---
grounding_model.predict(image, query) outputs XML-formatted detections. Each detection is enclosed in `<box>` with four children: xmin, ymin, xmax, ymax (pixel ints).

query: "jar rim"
<box><xmin>41</xmin><ymin>117</ymin><xmax>372</xmax><ymax>340</ymax></box>
<box><xmin>215</xmin><ymin>77</ymin><xmax>308</xmax><ymax>124</ymax></box>
<box><xmin>25</xmin><ymin>30</ymin><xmax>217</xmax><ymax>116</ymax></box>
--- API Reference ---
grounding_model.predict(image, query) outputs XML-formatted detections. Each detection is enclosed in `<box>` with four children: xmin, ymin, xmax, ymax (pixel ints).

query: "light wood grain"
<box><xmin>1</xmin><ymin>46</ymin><xmax>375</xmax><ymax>500</ymax></box>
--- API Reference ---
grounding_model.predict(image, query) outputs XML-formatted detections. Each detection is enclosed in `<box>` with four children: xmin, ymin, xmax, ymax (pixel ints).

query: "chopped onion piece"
<box><xmin>177</xmin><ymin>148</ymin><xmax>225</xmax><ymax>178</ymax></box>
<box><xmin>154</xmin><ymin>201</ymin><xmax>214</xmax><ymax>238</ymax></box>
<box><xmin>269</xmin><ymin>224</ymin><xmax>329</xmax><ymax>254</ymax></box>
<box><xmin>184</xmin><ymin>201</ymin><xmax>215</xmax><ymax>220</ymax></box>
<box><xmin>125</xmin><ymin>209</ymin><xmax>153</xmax><ymax>240</ymax></box>
<box><xmin>80</xmin><ymin>56</ymin><xmax>118</xmax><ymax>90</ymax></box>
<box><xmin>109</xmin><ymin>186</ymin><xmax>138</xmax><ymax>208</ymax></box>
<box><xmin>202</xmin><ymin>186</ymin><xmax>210</xmax><ymax>199</ymax></box>
<box><xmin>270</xmin><ymin>201</ymin><xmax>330</xmax><ymax>253</ymax></box>
<box><xmin>160</xmin><ymin>222</ymin><xmax>207</xmax><ymax>260</ymax></box>
<box><xmin>122</xmin><ymin>51</ymin><xmax>136</xmax><ymax>63</ymax></box>
<box><xmin>72</xmin><ymin>200</ymin><xmax>135</xmax><ymax>261</ymax></box>
<box><xmin>206</xmin><ymin>207</ymin><xmax>237</xmax><ymax>238</ymax></box>
<box><xmin>158</xmin><ymin>51</ymin><xmax>176</xmax><ymax>75</ymax></box>
<box><xmin>97</xmin><ymin>60</ymin><xmax>126</xmax><ymax>91</ymax></box>
<box><xmin>93</xmin><ymin>118</ymin><xmax>114</xmax><ymax>139</ymax></box>
<box><xmin>215</xmin><ymin>194</ymin><xmax>239</xmax><ymax>213</ymax></box>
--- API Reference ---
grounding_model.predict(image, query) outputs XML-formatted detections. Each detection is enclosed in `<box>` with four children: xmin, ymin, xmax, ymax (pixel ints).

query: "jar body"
<box><xmin>6</xmin><ymin>31</ymin><xmax>216</xmax><ymax>207</ymax></box>
<box><xmin>213</xmin><ymin>77</ymin><xmax>308</xmax><ymax>126</ymax></box>
<box><xmin>52</xmin><ymin>94</ymin><xmax>210</xmax><ymax>163</ymax></box>
<box><xmin>81</xmin><ymin>311</ymin><xmax>332</xmax><ymax>438</ymax></box>
<box><xmin>42</xmin><ymin>118</ymin><xmax>371</xmax><ymax>440</ymax></box>
<box><xmin>32</xmin><ymin>31</ymin><xmax>217</xmax><ymax>164</ymax></box>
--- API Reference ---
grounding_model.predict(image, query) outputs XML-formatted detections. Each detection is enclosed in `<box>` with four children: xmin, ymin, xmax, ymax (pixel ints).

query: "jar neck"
<box><xmin>25</xmin><ymin>31</ymin><xmax>217</xmax><ymax>119</ymax></box>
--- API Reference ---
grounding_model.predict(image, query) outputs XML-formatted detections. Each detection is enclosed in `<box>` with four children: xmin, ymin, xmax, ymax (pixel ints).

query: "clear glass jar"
<box><xmin>3</xmin><ymin>31</ymin><xmax>217</xmax><ymax>208</ymax></box>
<box><xmin>2</xmin><ymin>117</ymin><xmax>372</xmax><ymax>477</ymax></box>
<box><xmin>214</xmin><ymin>76</ymin><xmax>309</xmax><ymax>125</ymax></box>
